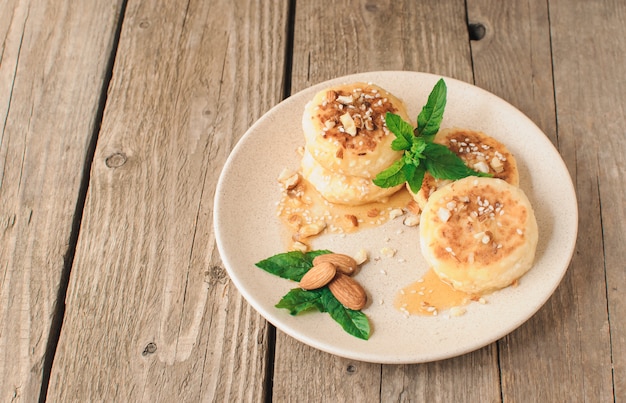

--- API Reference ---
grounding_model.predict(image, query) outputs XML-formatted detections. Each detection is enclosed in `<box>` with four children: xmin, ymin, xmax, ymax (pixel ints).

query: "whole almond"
<box><xmin>299</xmin><ymin>262</ymin><xmax>336</xmax><ymax>290</ymax></box>
<box><xmin>312</xmin><ymin>253</ymin><xmax>357</xmax><ymax>275</ymax></box>
<box><xmin>328</xmin><ymin>273</ymin><xmax>367</xmax><ymax>310</ymax></box>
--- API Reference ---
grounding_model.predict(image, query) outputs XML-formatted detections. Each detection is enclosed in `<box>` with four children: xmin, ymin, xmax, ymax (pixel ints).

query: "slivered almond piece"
<box><xmin>473</xmin><ymin>161</ymin><xmax>490</xmax><ymax>173</ymax></box>
<box><xmin>352</xmin><ymin>114</ymin><xmax>363</xmax><ymax>129</ymax></box>
<box><xmin>328</xmin><ymin>273</ymin><xmax>367</xmax><ymax>310</ymax></box>
<box><xmin>490</xmin><ymin>156</ymin><xmax>504</xmax><ymax>173</ymax></box>
<box><xmin>353</xmin><ymin>249</ymin><xmax>368</xmax><ymax>265</ymax></box>
<box><xmin>367</xmin><ymin>208</ymin><xmax>380</xmax><ymax>217</ymax></box>
<box><xmin>437</xmin><ymin>207</ymin><xmax>451</xmax><ymax>223</ymax></box>
<box><xmin>313</xmin><ymin>253</ymin><xmax>357</xmax><ymax>275</ymax></box>
<box><xmin>406</xmin><ymin>199</ymin><xmax>421</xmax><ymax>215</ymax></box>
<box><xmin>389</xmin><ymin>208</ymin><xmax>404</xmax><ymax>220</ymax></box>
<box><xmin>336</xmin><ymin>95</ymin><xmax>354</xmax><ymax>105</ymax></box>
<box><xmin>277</xmin><ymin>167</ymin><xmax>296</xmax><ymax>183</ymax></box>
<box><xmin>283</xmin><ymin>173</ymin><xmax>301</xmax><ymax>190</ymax></box>
<box><xmin>403</xmin><ymin>214</ymin><xmax>420</xmax><ymax>227</ymax></box>
<box><xmin>293</xmin><ymin>223</ymin><xmax>326</xmax><ymax>240</ymax></box>
<box><xmin>291</xmin><ymin>241</ymin><xmax>308</xmax><ymax>252</ymax></box>
<box><xmin>344</xmin><ymin>214</ymin><xmax>359</xmax><ymax>228</ymax></box>
<box><xmin>299</xmin><ymin>262</ymin><xmax>336</xmax><ymax>290</ymax></box>
<box><xmin>340</xmin><ymin>112</ymin><xmax>357</xmax><ymax>136</ymax></box>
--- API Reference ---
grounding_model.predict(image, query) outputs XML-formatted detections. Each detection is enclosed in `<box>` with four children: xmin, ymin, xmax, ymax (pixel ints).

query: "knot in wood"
<box><xmin>105</xmin><ymin>152</ymin><xmax>127</xmax><ymax>168</ymax></box>
<box><xmin>365</xmin><ymin>3</ymin><xmax>378</xmax><ymax>12</ymax></box>
<box><xmin>207</xmin><ymin>265</ymin><xmax>228</xmax><ymax>285</ymax></box>
<box><xmin>468</xmin><ymin>22</ymin><xmax>486</xmax><ymax>41</ymax></box>
<box><xmin>142</xmin><ymin>342</ymin><xmax>157</xmax><ymax>356</ymax></box>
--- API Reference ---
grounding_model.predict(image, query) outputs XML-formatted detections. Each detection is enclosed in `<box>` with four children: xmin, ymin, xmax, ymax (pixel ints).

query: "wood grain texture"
<box><xmin>469</xmin><ymin>1</ymin><xmax>622</xmax><ymax>400</ymax></box>
<box><xmin>273</xmin><ymin>1</ymin><xmax>503</xmax><ymax>402</ymax></box>
<box><xmin>46</xmin><ymin>0</ymin><xmax>288</xmax><ymax>401</ymax></box>
<box><xmin>548</xmin><ymin>0</ymin><xmax>626</xmax><ymax>400</ymax></box>
<box><xmin>466</xmin><ymin>1</ymin><xmax>594</xmax><ymax>401</ymax></box>
<box><xmin>273</xmin><ymin>335</ymin><xmax>382</xmax><ymax>402</ymax></box>
<box><xmin>291</xmin><ymin>0</ymin><xmax>474</xmax><ymax>88</ymax></box>
<box><xmin>380</xmin><ymin>345</ymin><xmax>500</xmax><ymax>402</ymax></box>
<box><xmin>467</xmin><ymin>0</ymin><xmax>556</xmax><ymax>143</ymax></box>
<box><xmin>0</xmin><ymin>0</ymin><xmax>123</xmax><ymax>401</ymax></box>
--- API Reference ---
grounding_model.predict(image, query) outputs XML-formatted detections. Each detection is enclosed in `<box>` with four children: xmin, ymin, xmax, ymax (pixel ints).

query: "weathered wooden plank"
<box><xmin>291</xmin><ymin>0</ymin><xmax>474</xmax><ymax>88</ymax></box>
<box><xmin>273</xmin><ymin>1</ymin><xmax>503</xmax><ymax>402</ymax></box>
<box><xmin>46</xmin><ymin>0</ymin><xmax>288</xmax><ymax>401</ymax></box>
<box><xmin>0</xmin><ymin>0</ymin><xmax>123</xmax><ymax>401</ymax></box>
<box><xmin>470</xmin><ymin>0</ymin><xmax>620</xmax><ymax>400</ymax></box>
<box><xmin>273</xmin><ymin>337</ymin><xmax>383</xmax><ymax>402</ymax></box>
<box><xmin>548</xmin><ymin>0</ymin><xmax>625</xmax><ymax>400</ymax></box>
<box><xmin>381</xmin><ymin>345</ymin><xmax>500</xmax><ymax>402</ymax></box>
<box><xmin>467</xmin><ymin>0</ymin><xmax>556</xmax><ymax>144</ymax></box>
<box><xmin>466</xmin><ymin>1</ymin><xmax>586</xmax><ymax>401</ymax></box>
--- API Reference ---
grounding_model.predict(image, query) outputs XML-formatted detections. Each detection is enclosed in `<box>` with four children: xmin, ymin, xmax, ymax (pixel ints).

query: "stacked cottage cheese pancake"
<box><xmin>408</xmin><ymin>128</ymin><xmax>519</xmax><ymax>209</ymax></box>
<box><xmin>300</xmin><ymin>83</ymin><xmax>409</xmax><ymax>205</ymax></box>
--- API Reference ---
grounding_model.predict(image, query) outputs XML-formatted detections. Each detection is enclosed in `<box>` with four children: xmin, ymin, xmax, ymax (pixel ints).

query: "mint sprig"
<box><xmin>256</xmin><ymin>249</ymin><xmax>331</xmax><ymax>281</ymax></box>
<box><xmin>276</xmin><ymin>287</ymin><xmax>370</xmax><ymax>340</ymax></box>
<box><xmin>255</xmin><ymin>250</ymin><xmax>371</xmax><ymax>340</ymax></box>
<box><xmin>374</xmin><ymin>78</ymin><xmax>491</xmax><ymax>193</ymax></box>
<box><xmin>416</xmin><ymin>78</ymin><xmax>448</xmax><ymax>140</ymax></box>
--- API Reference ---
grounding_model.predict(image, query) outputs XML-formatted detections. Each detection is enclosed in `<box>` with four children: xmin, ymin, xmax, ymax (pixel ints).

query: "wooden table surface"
<box><xmin>1</xmin><ymin>0</ymin><xmax>625</xmax><ymax>401</ymax></box>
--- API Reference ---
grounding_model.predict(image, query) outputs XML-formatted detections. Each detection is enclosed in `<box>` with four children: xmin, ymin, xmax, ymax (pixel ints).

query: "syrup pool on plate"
<box><xmin>395</xmin><ymin>268</ymin><xmax>483</xmax><ymax>317</ymax></box>
<box><xmin>276</xmin><ymin>176</ymin><xmax>416</xmax><ymax>250</ymax></box>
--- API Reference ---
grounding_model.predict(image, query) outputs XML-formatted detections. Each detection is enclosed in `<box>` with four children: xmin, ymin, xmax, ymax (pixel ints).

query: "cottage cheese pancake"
<box><xmin>302</xmin><ymin>82</ymin><xmax>409</xmax><ymax>179</ymax></box>
<box><xmin>419</xmin><ymin>176</ymin><xmax>538</xmax><ymax>294</ymax></box>
<box><xmin>409</xmin><ymin>128</ymin><xmax>519</xmax><ymax>209</ymax></box>
<box><xmin>300</xmin><ymin>148</ymin><xmax>403</xmax><ymax>205</ymax></box>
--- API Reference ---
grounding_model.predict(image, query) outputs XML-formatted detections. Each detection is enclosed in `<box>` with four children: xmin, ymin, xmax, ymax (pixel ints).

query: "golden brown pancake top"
<box><xmin>429</xmin><ymin>182</ymin><xmax>529</xmax><ymax>266</ymax></box>
<box><xmin>311</xmin><ymin>84</ymin><xmax>400</xmax><ymax>155</ymax></box>
<box><xmin>444</xmin><ymin>129</ymin><xmax>517</xmax><ymax>184</ymax></box>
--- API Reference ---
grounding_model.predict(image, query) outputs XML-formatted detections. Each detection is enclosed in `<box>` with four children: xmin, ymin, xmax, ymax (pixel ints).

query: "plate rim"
<box><xmin>214</xmin><ymin>71</ymin><xmax>578</xmax><ymax>364</ymax></box>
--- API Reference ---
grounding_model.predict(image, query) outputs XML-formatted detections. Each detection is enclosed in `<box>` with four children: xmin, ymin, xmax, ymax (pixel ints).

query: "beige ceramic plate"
<box><xmin>214</xmin><ymin>71</ymin><xmax>577</xmax><ymax>364</ymax></box>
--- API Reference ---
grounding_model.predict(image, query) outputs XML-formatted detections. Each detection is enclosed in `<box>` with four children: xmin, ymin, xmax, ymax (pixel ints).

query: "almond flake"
<box><xmin>473</xmin><ymin>161</ymin><xmax>490</xmax><ymax>173</ymax></box>
<box><xmin>490</xmin><ymin>157</ymin><xmax>504</xmax><ymax>173</ymax></box>
<box><xmin>437</xmin><ymin>207</ymin><xmax>451</xmax><ymax>223</ymax></box>
<box><xmin>339</xmin><ymin>112</ymin><xmax>357</xmax><ymax>136</ymax></box>
<box><xmin>336</xmin><ymin>95</ymin><xmax>353</xmax><ymax>104</ymax></box>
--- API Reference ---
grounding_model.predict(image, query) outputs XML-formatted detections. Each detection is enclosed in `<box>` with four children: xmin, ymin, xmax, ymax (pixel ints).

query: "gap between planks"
<box><xmin>264</xmin><ymin>2</ymin><xmax>297</xmax><ymax>402</ymax></box>
<box><xmin>37</xmin><ymin>1</ymin><xmax>130</xmax><ymax>402</ymax></box>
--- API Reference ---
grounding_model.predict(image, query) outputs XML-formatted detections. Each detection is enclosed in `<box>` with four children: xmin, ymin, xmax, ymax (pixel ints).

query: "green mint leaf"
<box><xmin>276</xmin><ymin>288</ymin><xmax>370</xmax><ymax>340</ymax></box>
<box><xmin>423</xmin><ymin>143</ymin><xmax>491</xmax><ymax>179</ymax></box>
<box><xmin>411</xmin><ymin>136</ymin><xmax>427</xmax><ymax>155</ymax></box>
<box><xmin>373</xmin><ymin>159</ymin><xmax>407</xmax><ymax>188</ymax></box>
<box><xmin>401</xmin><ymin>160</ymin><xmax>417</xmax><ymax>180</ymax></box>
<box><xmin>255</xmin><ymin>250</ymin><xmax>332</xmax><ymax>281</ymax></box>
<box><xmin>402</xmin><ymin>136</ymin><xmax>427</xmax><ymax>166</ymax></box>
<box><xmin>406</xmin><ymin>164</ymin><xmax>427</xmax><ymax>193</ymax></box>
<box><xmin>391</xmin><ymin>137</ymin><xmax>410</xmax><ymax>151</ymax></box>
<box><xmin>416</xmin><ymin>78</ymin><xmax>447</xmax><ymax>141</ymax></box>
<box><xmin>275</xmin><ymin>288</ymin><xmax>325</xmax><ymax>315</ymax></box>
<box><xmin>386</xmin><ymin>112</ymin><xmax>414</xmax><ymax>151</ymax></box>
<box><xmin>320</xmin><ymin>288</ymin><xmax>370</xmax><ymax>340</ymax></box>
